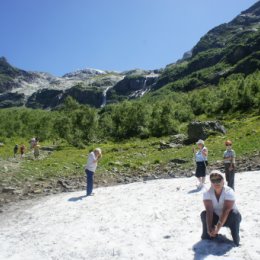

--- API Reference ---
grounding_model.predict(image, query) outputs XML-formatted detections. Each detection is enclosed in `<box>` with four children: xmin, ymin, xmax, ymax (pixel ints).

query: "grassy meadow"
<box><xmin>0</xmin><ymin>114</ymin><xmax>259</xmax><ymax>188</ymax></box>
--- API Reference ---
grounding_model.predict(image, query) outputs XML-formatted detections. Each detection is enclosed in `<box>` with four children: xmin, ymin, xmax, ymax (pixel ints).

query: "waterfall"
<box><xmin>129</xmin><ymin>77</ymin><xmax>148</xmax><ymax>98</ymax></box>
<box><xmin>101</xmin><ymin>87</ymin><xmax>110</xmax><ymax>107</ymax></box>
<box><xmin>143</xmin><ymin>77</ymin><xmax>147</xmax><ymax>89</ymax></box>
<box><xmin>129</xmin><ymin>74</ymin><xmax>159</xmax><ymax>98</ymax></box>
<box><xmin>140</xmin><ymin>77</ymin><xmax>147</xmax><ymax>96</ymax></box>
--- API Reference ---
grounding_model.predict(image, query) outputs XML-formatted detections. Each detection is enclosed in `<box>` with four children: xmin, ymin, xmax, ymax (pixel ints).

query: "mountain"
<box><xmin>0</xmin><ymin>58</ymin><xmax>159</xmax><ymax>108</ymax></box>
<box><xmin>0</xmin><ymin>1</ymin><xmax>260</xmax><ymax>109</ymax></box>
<box><xmin>155</xmin><ymin>1</ymin><xmax>260</xmax><ymax>91</ymax></box>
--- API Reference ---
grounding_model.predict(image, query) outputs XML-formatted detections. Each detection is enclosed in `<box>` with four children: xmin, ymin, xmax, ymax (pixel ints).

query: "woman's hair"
<box><xmin>94</xmin><ymin>148</ymin><xmax>102</xmax><ymax>155</ymax></box>
<box><xmin>225</xmin><ymin>140</ymin><xmax>232</xmax><ymax>145</ymax></box>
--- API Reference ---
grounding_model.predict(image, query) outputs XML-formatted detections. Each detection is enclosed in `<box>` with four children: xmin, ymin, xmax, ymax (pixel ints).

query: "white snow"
<box><xmin>0</xmin><ymin>171</ymin><xmax>260</xmax><ymax>260</ymax></box>
<box><xmin>11</xmin><ymin>71</ymin><xmax>123</xmax><ymax>98</ymax></box>
<box><xmin>62</xmin><ymin>68</ymin><xmax>107</xmax><ymax>79</ymax></box>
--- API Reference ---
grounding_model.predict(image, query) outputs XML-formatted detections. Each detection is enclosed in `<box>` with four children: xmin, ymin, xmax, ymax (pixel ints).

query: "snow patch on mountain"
<box><xmin>62</xmin><ymin>68</ymin><xmax>107</xmax><ymax>79</ymax></box>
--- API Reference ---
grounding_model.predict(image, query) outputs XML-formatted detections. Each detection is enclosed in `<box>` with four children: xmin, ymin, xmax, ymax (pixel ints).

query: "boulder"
<box><xmin>159</xmin><ymin>142</ymin><xmax>182</xmax><ymax>150</ymax></box>
<box><xmin>2</xmin><ymin>187</ymin><xmax>16</xmax><ymax>193</ymax></box>
<box><xmin>170</xmin><ymin>158</ymin><xmax>188</xmax><ymax>164</ymax></box>
<box><xmin>187</xmin><ymin>121</ymin><xmax>226</xmax><ymax>143</ymax></box>
<box><xmin>169</xmin><ymin>134</ymin><xmax>187</xmax><ymax>144</ymax></box>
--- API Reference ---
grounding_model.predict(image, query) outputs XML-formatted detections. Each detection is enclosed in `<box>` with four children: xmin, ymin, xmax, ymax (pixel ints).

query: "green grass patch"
<box><xmin>0</xmin><ymin>115</ymin><xmax>259</xmax><ymax>186</ymax></box>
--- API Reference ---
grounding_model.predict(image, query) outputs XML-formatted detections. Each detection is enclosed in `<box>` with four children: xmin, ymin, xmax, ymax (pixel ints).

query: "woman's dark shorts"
<box><xmin>195</xmin><ymin>161</ymin><xmax>208</xmax><ymax>177</ymax></box>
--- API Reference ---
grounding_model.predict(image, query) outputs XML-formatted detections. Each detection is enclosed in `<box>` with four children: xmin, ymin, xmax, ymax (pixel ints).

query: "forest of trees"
<box><xmin>0</xmin><ymin>71</ymin><xmax>259</xmax><ymax>147</ymax></box>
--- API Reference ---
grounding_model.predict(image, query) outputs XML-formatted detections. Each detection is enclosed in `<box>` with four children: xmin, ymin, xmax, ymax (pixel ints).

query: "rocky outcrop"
<box><xmin>107</xmin><ymin>73</ymin><xmax>159</xmax><ymax>102</ymax></box>
<box><xmin>192</xmin><ymin>1</ymin><xmax>260</xmax><ymax>57</ymax></box>
<box><xmin>26</xmin><ymin>89</ymin><xmax>63</xmax><ymax>109</ymax></box>
<box><xmin>63</xmin><ymin>85</ymin><xmax>103</xmax><ymax>108</ymax></box>
<box><xmin>25</xmin><ymin>85</ymin><xmax>104</xmax><ymax>109</ymax></box>
<box><xmin>62</xmin><ymin>68</ymin><xmax>106</xmax><ymax>79</ymax></box>
<box><xmin>0</xmin><ymin>92</ymin><xmax>25</xmax><ymax>108</ymax></box>
<box><xmin>0</xmin><ymin>57</ymin><xmax>24</xmax><ymax>93</ymax></box>
<box><xmin>187</xmin><ymin>121</ymin><xmax>226</xmax><ymax>144</ymax></box>
<box><xmin>0</xmin><ymin>57</ymin><xmax>21</xmax><ymax>79</ymax></box>
<box><xmin>1</xmin><ymin>57</ymin><xmax>148</xmax><ymax>109</ymax></box>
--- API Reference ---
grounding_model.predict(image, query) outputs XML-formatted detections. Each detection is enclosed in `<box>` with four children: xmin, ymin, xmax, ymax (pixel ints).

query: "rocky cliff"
<box><xmin>0</xmin><ymin>58</ymin><xmax>159</xmax><ymax>108</ymax></box>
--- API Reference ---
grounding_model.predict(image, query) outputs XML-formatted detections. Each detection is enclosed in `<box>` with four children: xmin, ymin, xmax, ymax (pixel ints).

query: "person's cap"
<box><xmin>196</xmin><ymin>139</ymin><xmax>204</xmax><ymax>145</ymax></box>
<box><xmin>225</xmin><ymin>140</ymin><xmax>232</xmax><ymax>145</ymax></box>
<box><xmin>210</xmin><ymin>170</ymin><xmax>224</xmax><ymax>180</ymax></box>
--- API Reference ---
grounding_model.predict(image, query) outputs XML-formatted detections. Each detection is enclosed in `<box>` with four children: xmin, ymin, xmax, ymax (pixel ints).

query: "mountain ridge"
<box><xmin>0</xmin><ymin>57</ymin><xmax>160</xmax><ymax>108</ymax></box>
<box><xmin>0</xmin><ymin>1</ymin><xmax>260</xmax><ymax>108</ymax></box>
<box><xmin>155</xmin><ymin>1</ymin><xmax>260</xmax><ymax>91</ymax></box>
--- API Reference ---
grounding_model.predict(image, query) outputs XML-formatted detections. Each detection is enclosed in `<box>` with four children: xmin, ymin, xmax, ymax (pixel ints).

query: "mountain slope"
<box><xmin>0</xmin><ymin>2</ymin><xmax>260</xmax><ymax>108</ymax></box>
<box><xmin>0</xmin><ymin>58</ymin><xmax>160</xmax><ymax>108</ymax></box>
<box><xmin>155</xmin><ymin>1</ymin><xmax>260</xmax><ymax>92</ymax></box>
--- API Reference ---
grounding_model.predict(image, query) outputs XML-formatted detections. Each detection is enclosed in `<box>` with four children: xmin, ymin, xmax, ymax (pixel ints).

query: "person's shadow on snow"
<box><xmin>193</xmin><ymin>235</ymin><xmax>234</xmax><ymax>260</ymax></box>
<box><xmin>188</xmin><ymin>187</ymin><xmax>202</xmax><ymax>194</ymax></box>
<box><xmin>68</xmin><ymin>195</ymin><xmax>87</xmax><ymax>202</ymax></box>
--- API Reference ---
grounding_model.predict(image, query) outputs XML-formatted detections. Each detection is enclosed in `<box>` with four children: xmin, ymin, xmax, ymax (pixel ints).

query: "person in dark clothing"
<box><xmin>13</xmin><ymin>144</ymin><xmax>19</xmax><ymax>158</ymax></box>
<box><xmin>193</xmin><ymin>139</ymin><xmax>208</xmax><ymax>189</ymax></box>
<box><xmin>20</xmin><ymin>144</ymin><xmax>25</xmax><ymax>158</ymax></box>
<box><xmin>223</xmin><ymin>140</ymin><xmax>236</xmax><ymax>190</ymax></box>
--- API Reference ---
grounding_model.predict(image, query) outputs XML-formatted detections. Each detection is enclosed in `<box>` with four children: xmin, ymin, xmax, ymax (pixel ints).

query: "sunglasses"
<box><xmin>210</xmin><ymin>177</ymin><xmax>223</xmax><ymax>184</ymax></box>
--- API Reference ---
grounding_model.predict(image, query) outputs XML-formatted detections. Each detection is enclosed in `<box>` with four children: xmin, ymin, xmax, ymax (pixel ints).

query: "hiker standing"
<box><xmin>200</xmin><ymin>170</ymin><xmax>241</xmax><ymax>246</ymax></box>
<box><xmin>223</xmin><ymin>140</ymin><xmax>236</xmax><ymax>190</ymax></box>
<box><xmin>13</xmin><ymin>144</ymin><xmax>19</xmax><ymax>158</ymax></box>
<box><xmin>20</xmin><ymin>144</ymin><xmax>26</xmax><ymax>158</ymax></box>
<box><xmin>33</xmin><ymin>141</ymin><xmax>40</xmax><ymax>159</ymax></box>
<box><xmin>29</xmin><ymin>138</ymin><xmax>36</xmax><ymax>149</ymax></box>
<box><xmin>193</xmin><ymin>139</ymin><xmax>208</xmax><ymax>188</ymax></box>
<box><xmin>85</xmin><ymin>148</ymin><xmax>102</xmax><ymax>196</ymax></box>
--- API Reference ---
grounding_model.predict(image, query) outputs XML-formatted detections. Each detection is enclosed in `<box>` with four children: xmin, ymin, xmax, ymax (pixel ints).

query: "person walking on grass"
<box><xmin>20</xmin><ymin>144</ymin><xmax>25</xmax><ymax>158</ymax></box>
<box><xmin>224</xmin><ymin>140</ymin><xmax>236</xmax><ymax>190</ymax></box>
<box><xmin>85</xmin><ymin>148</ymin><xmax>102</xmax><ymax>196</ymax></box>
<box><xmin>13</xmin><ymin>144</ymin><xmax>19</xmax><ymax>158</ymax></box>
<box><xmin>193</xmin><ymin>139</ymin><xmax>208</xmax><ymax>189</ymax></box>
<box><xmin>29</xmin><ymin>137</ymin><xmax>36</xmax><ymax>150</ymax></box>
<box><xmin>33</xmin><ymin>141</ymin><xmax>40</xmax><ymax>159</ymax></box>
<box><xmin>200</xmin><ymin>170</ymin><xmax>241</xmax><ymax>246</ymax></box>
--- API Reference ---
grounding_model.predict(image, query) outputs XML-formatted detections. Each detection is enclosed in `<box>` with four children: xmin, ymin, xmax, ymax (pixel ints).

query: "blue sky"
<box><xmin>0</xmin><ymin>0</ymin><xmax>258</xmax><ymax>76</ymax></box>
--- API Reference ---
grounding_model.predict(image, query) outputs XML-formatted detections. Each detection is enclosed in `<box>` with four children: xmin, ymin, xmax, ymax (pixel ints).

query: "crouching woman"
<box><xmin>200</xmin><ymin>170</ymin><xmax>242</xmax><ymax>246</ymax></box>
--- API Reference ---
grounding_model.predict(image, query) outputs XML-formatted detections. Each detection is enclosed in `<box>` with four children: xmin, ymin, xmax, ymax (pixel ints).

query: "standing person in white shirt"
<box><xmin>85</xmin><ymin>148</ymin><xmax>102</xmax><ymax>196</ymax></box>
<box><xmin>193</xmin><ymin>139</ymin><xmax>208</xmax><ymax>188</ymax></box>
<box><xmin>200</xmin><ymin>170</ymin><xmax>242</xmax><ymax>246</ymax></box>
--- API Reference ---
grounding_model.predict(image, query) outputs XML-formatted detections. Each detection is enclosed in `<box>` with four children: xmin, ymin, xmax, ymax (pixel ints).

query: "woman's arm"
<box><xmin>202</xmin><ymin>147</ymin><xmax>208</xmax><ymax>157</ymax></box>
<box><xmin>203</xmin><ymin>200</ymin><xmax>215</xmax><ymax>236</ymax></box>
<box><xmin>212</xmin><ymin>200</ymin><xmax>234</xmax><ymax>235</ymax></box>
<box><xmin>93</xmin><ymin>153</ymin><xmax>102</xmax><ymax>163</ymax></box>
